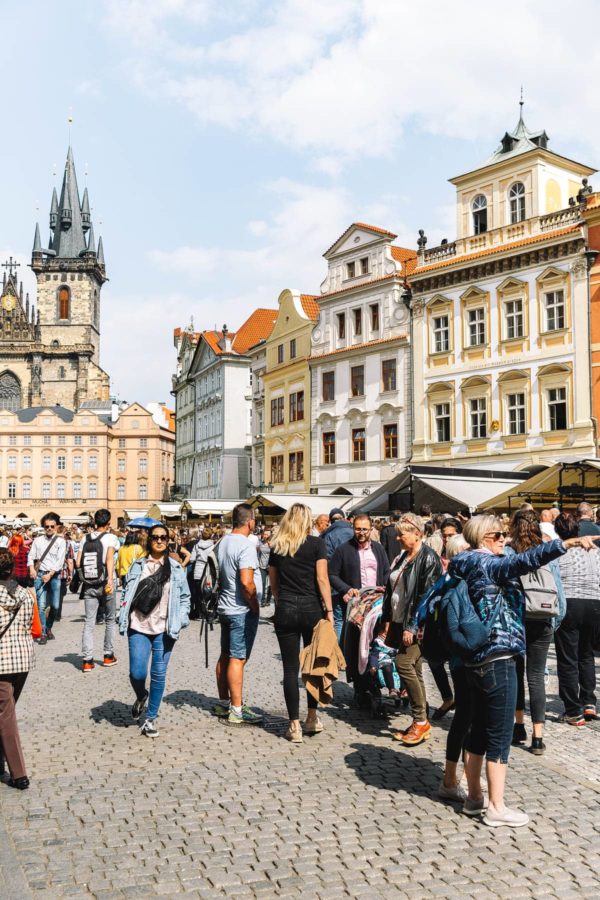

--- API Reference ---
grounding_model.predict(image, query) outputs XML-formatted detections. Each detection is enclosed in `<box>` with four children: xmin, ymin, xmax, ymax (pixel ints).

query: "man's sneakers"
<box><xmin>560</xmin><ymin>713</ymin><xmax>586</xmax><ymax>727</ymax></box>
<box><xmin>583</xmin><ymin>705</ymin><xmax>597</xmax><ymax>721</ymax></box>
<box><xmin>212</xmin><ymin>702</ymin><xmax>231</xmax><ymax>718</ymax></box>
<box><xmin>46</xmin><ymin>630</ymin><xmax>55</xmax><ymax>641</ymax></box>
<box><xmin>226</xmin><ymin>705</ymin><xmax>263</xmax><ymax>726</ymax></box>
<box><xmin>394</xmin><ymin>721</ymin><xmax>431</xmax><ymax>746</ymax></box>
<box><xmin>132</xmin><ymin>691</ymin><xmax>149</xmax><ymax>722</ymax></box>
<box><xmin>103</xmin><ymin>654</ymin><xmax>118</xmax><ymax>667</ymax></box>
<box><xmin>36</xmin><ymin>635</ymin><xmax>48</xmax><ymax>645</ymax></box>
<box><xmin>140</xmin><ymin>719</ymin><xmax>159</xmax><ymax>738</ymax></box>
<box><xmin>438</xmin><ymin>780</ymin><xmax>467</xmax><ymax>803</ymax></box>
<box><xmin>82</xmin><ymin>659</ymin><xmax>95</xmax><ymax>673</ymax></box>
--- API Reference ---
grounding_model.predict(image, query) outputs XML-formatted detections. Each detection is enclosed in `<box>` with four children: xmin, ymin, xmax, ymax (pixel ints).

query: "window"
<box><xmin>468</xmin><ymin>308</ymin><xmax>485</xmax><ymax>346</ymax></box>
<box><xmin>548</xmin><ymin>387</ymin><xmax>567</xmax><ymax>431</ymax></box>
<box><xmin>140</xmin><ymin>438</ymin><xmax>148</xmax><ymax>448</ymax></box>
<box><xmin>352</xmin><ymin>428</ymin><xmax>366</xmax><ymax>462</ymax></box>
<box><xmin>545</xmin><ymin>290</ymin><xmax>565</xmax><ymax>331</ymax></box>
<box><xmin>472</xmin><ymin>194</ymin><xmax>488</xmax><ymax>235</ymax></box>
<box><xmin>289</xmin><ymin>391</ymin><xmax>304</xmax><ymax>422</ymax></box>
<box><xmin>507</xmin><ymin>392</ymin><xmax>526</xmax><ymax>435</ymax></box>
<box><xmin>117</xmin><ymin>484</ymin><xmax>125</xmax><ymax>500</ymax></box>
<box><xmin>8</xmin><ymin>481</ymin><xmax>16</xmax><ymax>499</ymax></box>
<box><xmin>347</xmin><ymin>261</ymin><xmax>356</xmax><ymax>279</ymax></box>
<box><xmin>270</xmin><ymin>396</ymin><xmax>284</xmax><ymax>427</ymax></box>
<box><xmin>509</xmin><ymin>182</ymin><xmax>526</xmax><ymax>224</ymax></box>
<box><xmin>270</xmin><ymin>454</ymin><xmax>284</xmax><ymax>483</ymax></box>
<box><xmin>43</xmin><ymin>435</ymin><xmax>51</xmax><ymax>445</ymax></box>
<box><xmin>89</xmin><ymin>436</ymin><xmax>98</xmax><ymax>446</ymax></box>
<box><xmin>277</xmin><ymin>344</ymin><xmax>284</xmax><ymax>364</ymax></box>
<box><xmin>58</xmin><ymin>435</ymin><xmax>66</xmax><ymax>446</ymax></box>
<box><xmin>139</xmin><ymin>456</ymin><xmax>148</xmax><ymax>473</ymax></box>
<box><xmin>138</xmin><ymin>483</ymin><xmax>147</xmax><ymax>501</ymax></box>
<box><xmin>22</xmin><ymin>482</ymin><xmax>31</xmax><ymax>499</ymax></box>
<box><xmin>57</xmin><ymin>482</ymin><xmax>65</xmax><ymax>499</ymax></box>
<box><xmin>132</xmin><ymin>420</ymin><xmax>139</xmax><ymax>429</ymax></box>
<box><xmin>383</xmin><ymin>424</ymin><xmax>398</xmax><ymax>459</ymax></box>
<box><xmin>8</xmin><ymin>435</ymin><xmax>16</xmax><ymax>446</ymax></box>
<box><xmin>434</xmin><ymin>403</ymin><xmax>451</xmax><ymax>443</ymax></box>
<box><xmin>89</xmin><ymin>455</ymin><xmax>98</xmax><ymax>471</ymax></box>
<box><xmin>336</xmin><ymin>313</ymin><xmax>346</xmax><ymax>340</ymax></box>
<box><xmin>353</xmin><ymin>309</ymin><xmax>362</xmax><ymax>336</ymax></box>
<box><xmin>23</xmin><ymin>455</ymin><xmax>31</xmax><ymax>470</ymax></box>
<box><xmin>469</xmin><ymin>398</ymin><xmax>487</xmax><ymax>439</ymax></box>
<box><xmin>370</xmin><ymin>304</ymin><xmax>380</xmax><ymax>332</ymax></box>
<box><xmin>350</xmin><ymin>365</ymin><xmax>365</xmax><ymax>397</ymax></box>
<box><xmin>289</xmin><ymin>451</ymin><xmax>304</xmax><ymax>482</ymax></box>
<box><xmin>57</xmin><ymin>454</ymin><xmax>66</xmax><ymax>470</ymax></box>
<box><xmin>7</xmin><ymin>455</ymin><xmax>16</xmax><ymax>470</ymax></box>
<box><xmin>382</xmin><ymin>359</ymin><xmax>396</xmax><ymax>392</ymax></box>
<box><xmin>74</xmin><ymin>435</ymin><xmax>82</xmax><ymax>446</ymax></box>
<box><xmin>322</xmin><ymin>432</ymin><xmax>336</xmax><ymax>465</ymax></box>
<box><xmin>42</xmin><ymin>482</ymin><xmax>51</xmax><ymax>499</ymax></box>
<box><xmin>505</xmin><ymin>299</ymin><xmax>524</xmax><ymax>339</ymax></box>
<box><xmin>73</xmin><ymin>481</ymin><xmax>81</xmax><ymax>499</ymax></box>
<box><xmin>433</xmin><ymin>315</ymin><xmax>450</xmax><ymax>353</ymax></box>
<box><xmin>58</xmin><ymin>286</ymin><xmax>70</xmax><ymax>320</ymax></box>
<box><xmin>360</xmin><ymin>257</ymin><xmax>369</xmax><ymax>275</ymax></box>
<box><xmin>322</xmin><ymin>371</ymin><xmax>335</xmax><ymax>402</ymax></box>
<box><xmin>289</xmin><ymin>339</ymin><xmax>297</xmax><ymax>360</ymax></box>
<box><xmin>58</xmin><ymin>366</ymin><xmax>66</xmax><ymax>380</ymax></box>
<box><xmin>42</xmin><ymin>455</ymin><xmax>51</xmax><ymax>471</ymax></box>
<box><xmin>118</xmin><ymin>438</ymin><xmax>126</xmax><ymax>448</ymax></box>
<box><xmin>117</xmin><ymin>457</ymin><xmax>126</xmax><ymax>473</ymax></box>
<box><xmin>23</xmin><ymin>436</ymin><xmax>31</xmax><ymax>446</ymax></box>
<box><xmin>73</xmin><ymin>455</ymin><xmax>82</xmax><ymax>472</ymax></box>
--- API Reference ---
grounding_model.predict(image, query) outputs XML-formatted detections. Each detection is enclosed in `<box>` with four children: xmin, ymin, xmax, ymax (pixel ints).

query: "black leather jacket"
<box><xmin>381</xmin><ymin>544</ymin><xmax>442</xmax><ymax>640</ymax></box>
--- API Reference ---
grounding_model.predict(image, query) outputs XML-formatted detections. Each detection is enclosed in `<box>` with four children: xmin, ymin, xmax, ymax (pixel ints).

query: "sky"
<box><xmin>3</xmin><ymin>0</ymin><xmax>600</xmax><ymax>406</ymax></box>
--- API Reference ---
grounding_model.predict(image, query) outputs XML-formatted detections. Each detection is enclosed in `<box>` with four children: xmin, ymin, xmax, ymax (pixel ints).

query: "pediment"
<box><xmin>323</xmin><ymin>223</ymin><xmax>397</xmax><ymax>259</ymax></box>
<box><xmin>189</xmin><ymin>338</ymin><xmax>216</xmax><ymax>376</ymax></box>
<box><xmin>460</xmin><ymin>285</ymin><xmax>488</xmax><ymax>302</ymax></box>
<box><xmin>536</xmin><ymin>266</ymin><xmax>568</xmax><ymax>283</ymax></box>
<box><xmin>427</xmin><ymin>293</ymin><xmax>452</xmax><ymax>309</ymax></box>
<box><xmin>496</xmin><ymin>276</ymin><xmax>527</xmax><ymax>293</ymax></box>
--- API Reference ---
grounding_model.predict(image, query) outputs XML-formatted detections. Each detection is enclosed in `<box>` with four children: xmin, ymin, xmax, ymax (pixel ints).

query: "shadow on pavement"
<box><xmin>90</xmin><ymin>699</ymin><xmax>134</xmax><ymax>728</ymax></box>
<box><xmin>344</xmin><ymin>741</ymin><xmax>445</xmax><ymax>797</ymax></box>
<box><xmin>53</xmin><ymin>653</ymin><xmax>83</xmax><ymax>670</ymax></box>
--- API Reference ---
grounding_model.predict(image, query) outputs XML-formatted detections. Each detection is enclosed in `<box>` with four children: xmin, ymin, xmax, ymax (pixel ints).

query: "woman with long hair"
<box><xmin>116</xmin><ymin>530</ymin><xmax>146</xmax><ymax>581</ymax></box>
<box><xmin>508</xmin><ymin>510</ymin><xmax>566</xmax><ymax>754</ymax></box>
<box><xmin>8</xmin><ymin>533</ymin><xmax>30</xmax><ymax>588</ymax></box>
<box><xmin>118</xmin><ymin>524</ymin><xmax>190</xmax><ymax>737</ymax></box>
<box><xmin>268</xmin><ymin>503</ymin><xmax>334</xmax><ymax>743</ymax></box>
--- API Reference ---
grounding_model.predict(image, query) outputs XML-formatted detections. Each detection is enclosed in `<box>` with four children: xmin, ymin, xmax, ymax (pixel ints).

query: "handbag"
<box><xmin>131</xmin><ymin>570</ymin><xmax>164</xmax><ymax>616</ymax></box>
<box><xmin>31</xmin><ymin>600</ymin><xmax>42</xmax><ymax>640</ymax></box>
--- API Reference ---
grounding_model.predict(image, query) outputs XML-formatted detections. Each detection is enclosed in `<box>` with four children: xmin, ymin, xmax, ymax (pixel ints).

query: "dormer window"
<box><xmin>472</xmin><ymin>195</ymin><xmax>488</xmax><ymax>235</ymax></box>
<box><xmin>347</xmin><ymin>261</ymin><xmax>356</xmax><ymax>279</ymax></box>
<box><xmin>509</xmin><ymin>182</ymin><xmax>526</xmax><ymax>224</ymax></box>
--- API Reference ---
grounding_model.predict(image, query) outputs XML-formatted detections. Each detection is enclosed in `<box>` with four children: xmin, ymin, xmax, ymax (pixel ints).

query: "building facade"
<box><xmin>309</xmin><ymin>223</ymin><xmax>415</xmax><ymax>496</ymax></box>
<box><xmin>409</xmin><ymin>108</ymin><xmax>597</xmax><ymax>470</ymax></box>
<box><xmin>0</xmin><ymin>147</ymin><xmax>109</xmax><ymax>412</ymax></box>
<box><xmin>186</xmin><ymin>310</ymin><xmax>276</xmax><ymax>498</ymax></box>
<box><xmin>263</xmin><ymin>290</ymin><xmax>319</xmax><ymax>494</ymax></box>
<box><xmin>172</xmin><ymin>328</ymin><xmax>200</xmax><ymax>498</ymax></box>
<box><xmin>247</xmin><ymin>337</ymin><xmax>269</xmax><ymax>491</ymax></box>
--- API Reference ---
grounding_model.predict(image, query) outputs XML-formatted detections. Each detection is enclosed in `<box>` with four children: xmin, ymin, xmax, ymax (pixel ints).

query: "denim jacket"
<box><xmin>118</xmin><ymin>557</ymin><xmax>191</xmax><ymax>640</ymax></box>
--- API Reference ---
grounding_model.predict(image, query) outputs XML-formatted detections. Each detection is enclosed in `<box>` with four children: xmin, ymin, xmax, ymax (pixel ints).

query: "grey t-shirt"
<box><xmin>216</xmin><ymin>533</ymin><xmax>260</xmax><ymax>615</ymax></box>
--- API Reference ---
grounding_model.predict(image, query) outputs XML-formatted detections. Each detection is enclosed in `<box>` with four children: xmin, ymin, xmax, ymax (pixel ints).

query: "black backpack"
<box><xmin>198</xmin><ymin>544</ymin><xmax>221</xmax><ymax>668</ymax></box>
<box><xmin>79</xmin><ymin>534</ymin><xmax>107</xmax><ymax>588</ymax></box>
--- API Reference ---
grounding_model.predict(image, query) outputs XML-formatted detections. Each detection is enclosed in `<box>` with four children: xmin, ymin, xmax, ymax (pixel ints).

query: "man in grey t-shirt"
<box><xmin>213</xmin><ymin>503</ymin><xmax>263</xmax><ymax>726</ymax></box>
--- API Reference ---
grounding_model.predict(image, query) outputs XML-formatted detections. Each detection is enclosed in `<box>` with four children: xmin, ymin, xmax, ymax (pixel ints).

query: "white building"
<box><xmin>247</xmin><ymin>337</ymin><xmax>269</xmax><ymax>491</ymax></box>
<box><xmin>172</xmin><ymin>328</ymin><xmax>200</xmax><ymax>497</ymax></box>
<box><xmin>186</xmin><ymin>310</ymin><xmax>276</xmax><ymax>499</ymax></box>
<box><xmin>309</xmin><ymin>223</ymin><xmax>416</xmax><ymax>497</ymax></box>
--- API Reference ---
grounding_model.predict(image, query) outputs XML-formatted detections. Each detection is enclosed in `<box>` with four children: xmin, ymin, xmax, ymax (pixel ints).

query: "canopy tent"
<box><xmin>123</xmin><ymin>508</ymin><xmax>151</xmax><ymax>521</ymax></box>
<box><xmin>247</xmin><ymin>493</ymin><xmax>352</xmax><ymax>519</ymax></box>
<box><xmin>146</xmin><ymin>503</ymin><xmax>182</xmax><ymax>522</ymax></box>
<box><xmin>180</xmin><ymin>499</ymin><xmax>243</xmax><ymax>520</ymax></box>
<box><xmin>348</xmin><ymin>465</ymin><xmax>531</xmax><ymax>515</ymax></box>
<box><xmin>478</xmin><ymin>460</ymin><xmax>600</xmax><ymax>511</ymax></box>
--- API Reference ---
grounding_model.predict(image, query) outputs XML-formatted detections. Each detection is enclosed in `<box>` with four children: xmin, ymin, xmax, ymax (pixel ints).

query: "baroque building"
<box><xmin>409</xmin><ymin>107</ymin><xmax>598</xmax><ymax>470</ymax></box>
<box><xmin>0</xmin><ymin>146</ymin><xmax>109</xmax><ymax>411</ymax></box>
<box><xmin>172</xmin><ymin>327</ymin><xmax>201</xmax><ymax>498</ymax></box>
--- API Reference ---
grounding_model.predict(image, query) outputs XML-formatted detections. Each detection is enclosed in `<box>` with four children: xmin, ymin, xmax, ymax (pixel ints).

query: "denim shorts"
<box><xmin>465</xmin><ymin>656</ymin><xmax>517</xmax><ymax>764</ymax></box>
<box><xmin>219</xmin><ymin>610</ymin><xmax>259</xmax><ymax>660</ymax></box>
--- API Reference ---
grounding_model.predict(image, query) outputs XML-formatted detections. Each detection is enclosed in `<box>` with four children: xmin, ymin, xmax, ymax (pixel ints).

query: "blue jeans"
<box><xmin>332</xmin><ymin>597</ymin><xmax>346</xmax><ymax>642</ymax></box>
<box><xmin>219</xmin><ymin>610</ymin><xmax>259</xmax><ymax>660</ymax></box>
<box><xmin>34</xmin><ymin>573</ymin><xmax>61</xmax><ymax>635</ymax></box>
<box><xmin>466</xmin><ymin>657</ymin><xmax>517</xmax><ymax>764</ymax></box>
<box><xmin>128</xmin><ymin>630</ymin><xmax>175</xmax><ymax>721</ymax></box>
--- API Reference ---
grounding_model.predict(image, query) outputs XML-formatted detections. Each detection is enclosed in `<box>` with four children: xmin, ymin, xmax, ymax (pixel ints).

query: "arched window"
<box><xmin>0</xmin><ymin>371</ymin><xmax>21</xmax><ymax>411</ymax></box>
<box><xmin>509</xmin><ymin>182</ymin><xmax>526</xmax><ymax>224</ymax></box>
<box><xmin>58</xmin><ymin>286</ymin><xmax>70</xmax><ymax>320</ymax></box>
<box><xmin>472</xmin><ymin>194</ymin><xmax>488</xmax><ymax>235</ymax></box>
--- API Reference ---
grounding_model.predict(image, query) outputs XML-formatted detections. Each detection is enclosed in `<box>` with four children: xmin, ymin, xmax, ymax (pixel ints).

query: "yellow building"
<box><xmin>263</xmin><ymin>290</ymin><xmax>319</xmax><ymax>492</ymax></box>
<box><xmin>409</xmin><ymin>106</ymin><xmax>597</xmax><ymax>471</ymax></box>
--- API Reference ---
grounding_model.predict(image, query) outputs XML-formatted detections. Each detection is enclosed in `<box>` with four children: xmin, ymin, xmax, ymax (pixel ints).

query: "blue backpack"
<box><xmin>418</xmin><ymin>575</ymin><xmax>501</xmax><ymax>664</ymax></box>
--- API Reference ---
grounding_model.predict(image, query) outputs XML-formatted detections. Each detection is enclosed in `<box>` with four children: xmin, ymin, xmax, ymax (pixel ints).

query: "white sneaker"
<box><xmin>483</xmin><ymin>805</ymin><xmax>529</xmax><ymax>828</ymax></box>
<box><xmin>140</xmin><ymin>719</ymin><xmax>159</xmax><ymax>738</ymax></box>
<box><xmin>438</xmin><ymin>780</ymin><xmax>467</xmax><ymax>802</ymax></box>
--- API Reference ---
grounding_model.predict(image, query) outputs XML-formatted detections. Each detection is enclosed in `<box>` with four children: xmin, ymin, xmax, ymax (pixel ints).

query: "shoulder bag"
<box><xmin>33</xmin><ymin>535</ymin><xmax>58</xmax><ymax>576</ymax></box>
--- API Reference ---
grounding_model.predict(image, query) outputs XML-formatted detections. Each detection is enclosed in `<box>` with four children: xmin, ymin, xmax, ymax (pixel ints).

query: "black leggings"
<box><xmin>274</xmin><ymin>595</ymin><xmax>324</xmax><ymax>720</ymax></box>
<box><xmin>446</xmin><ymin>666</ymin><xmax>473</xmax><ymax>764</ymax></box>
<box><xmin>515</xmin><ymin>619</ymin><xmax>553</xmax><ymax>724</ymax></box>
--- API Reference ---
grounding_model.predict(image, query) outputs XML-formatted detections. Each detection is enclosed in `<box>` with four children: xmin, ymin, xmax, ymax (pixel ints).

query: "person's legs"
<box><xmin>275</xmin><ymin>624</ymin><xmax>302</xmax><ymax>721</ymax></box>
<box><xmin>380</xmin><ymin>664</ymin><xmax>396</xmax><ymax>692</ymax></box>
<box><xmin>220</xmin><ymin>611</ymin><xmax>259</xmax><ymax>709</ymax></box>
<box><xmin>0</xmin><ymin>675</ymin><xmax>28</xmax><ymax>780</ymax></box>
<box><xmin>81</xmin><ymin>591</ymin><xmax>100</xmax><ymax>661</ymax></box>
<box><xmin>445</xmin><ymin>666</ymin><xmax>473</xmax><ymax>786</ymax></box>
<box><xmin>429</xmin><ymin>660</ymin><xmax>453</xmax><ymax>703</ymax></box>
<box><xmin>481</xmin><ymin>658</ymin><xmax>518</xmax><ymax>814</ymax></box>
<box><xmin>146</xmin><ymin>632</ymin><xmax>175</xmax><ymax>720</ymax></box>
<box><xmin>128</xmin><ymin>630</ymin><xmax>152</xmax><ymax>701</ymax></box>
<box><xmin>299</xmin><ymin>602</ymin><xmax>324</xmax><ymax>717</ymax></box>
<box><xmin>332</xmin><ymin>597</ymin><xmax>345</xmax><ymax>642</ymax></box>
<box><xmin>34</xmin><ymin>576</ymin><xmax>48</xmax><ymax>636</ymax></box>
<box><xmin>514</xmin><ymin>653</ymin><xmax>525</xmax><ymax>725</ymax></box>
<box><xmin>578</xmin><ymin>621</ymin><xmax>597</xmax><ymax>710</ymax></box>
<box><xmin>554</xmin><ymin>600</ymin><xmax>583</xmax><ymax>718</ymax></box>
<box><xmin>525</xmin><ymin>620</ymin><xmax>553</xmax><ymax>735</ymax></box>
<box><xmin>45</xmin><ymin>574</ymin><xmax>61</xmax><ymax>632</ymax></box>
<box><xmin>103</xmin><ymin>591</ymin><xmax>117</xmax><ymax>657</ymax></box>
<box><xmin>395</xmin><ymin>643</ymin><xmax>427</xmax><ymax>721</ymax></box>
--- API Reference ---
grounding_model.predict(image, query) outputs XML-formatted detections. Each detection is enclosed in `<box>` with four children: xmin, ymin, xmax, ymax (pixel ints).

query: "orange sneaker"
<box><xmin>82</xmin><ymin>660</ymin><xmax>95</xmax><ymax>673</ymax></box>
<box><xmin>103</xmin><ymin>654</ymin><xmax>118</xmax><ymax>667</ymax></box>
<box><xmin>397</xmin><ymin>721</ymin><xmax>431</xmax><ymax>746</ymax></box>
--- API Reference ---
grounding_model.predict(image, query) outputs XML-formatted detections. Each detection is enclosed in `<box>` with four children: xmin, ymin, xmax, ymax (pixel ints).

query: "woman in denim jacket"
<box><xmin>119</xmin><ymin>524</ymin><xmax>190</xmax><ymax>737</ymax></box>
<box><xmin>449</xmin><ymin>514</ymin><xmax>591</xmax><ymax>828</ymax></box>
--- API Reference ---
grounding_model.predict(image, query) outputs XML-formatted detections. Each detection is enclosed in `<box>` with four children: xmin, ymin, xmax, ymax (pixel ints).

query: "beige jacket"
<box><xmin>300</xmin><ymin>619</ymin><xmax>346</xmax><ymax>705</ymax></box>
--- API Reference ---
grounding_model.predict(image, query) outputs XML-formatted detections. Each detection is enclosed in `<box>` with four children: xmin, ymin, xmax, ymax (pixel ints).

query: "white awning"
<box><xmin>147</xmin><ymin>503</ymin><xmax>182</xmax><ymax>519</ymax></box>
<box><xmin>417</xmin><ymin>472</ymin><xmax>525</xmax><ymax>510</ymax></box>
<box><xmin>247</xmin><ymin>493</ymin><xmax>352</xmax><ymax>517</ymax></box>
<box><xmin>123</xmin><ymin>508</ymin><xmax>150</xmax><ymax>519</ymax></box>
<box><xmin>181</xmin><ymin>499</ymin><xmax>244</xmax><ymax>517</ymax></box>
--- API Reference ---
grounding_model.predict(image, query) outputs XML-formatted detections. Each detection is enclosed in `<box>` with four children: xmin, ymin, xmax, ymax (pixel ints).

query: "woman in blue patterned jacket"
<box><xmin>448</xmin><ymin>514</ymin><xmax>593</xmax><ymax>828</ymax></box>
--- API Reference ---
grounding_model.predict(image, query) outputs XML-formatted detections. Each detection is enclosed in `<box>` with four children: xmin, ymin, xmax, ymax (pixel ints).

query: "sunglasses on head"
<box><xmin>485</xmin><ymin>531</ymin><xmax>505</xmax><ymax>540</ymax></box>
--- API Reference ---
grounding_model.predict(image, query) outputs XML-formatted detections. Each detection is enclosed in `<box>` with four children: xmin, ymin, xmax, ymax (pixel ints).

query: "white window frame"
<box><xmin>468</xmin><ymin>307</ymin><xmax>485</xmax><ymax>346</ymax></box>
<box><xmin>434</xmin><ymin>402</ymin><xmax>451</xmax><ymax>443</ymax></box>
<box><xmin>504</xmin><ymin>299</ymin><xmax>524</xmax><ymax>340</ymax></box>
<box><xmin>433</xmin><ymin>314</ymin><xmax>449</xmax><ymax>353</ymax></box>
<box><xmin>507</xmin><ymin>392</ymin><xmax>526</xmax><ymax>435</ymax></box>
<box><xmin>545</xmin><ymin>290</ymin><xmax>565</xmax><ymax>332</ymax></box>
<box><xmin>472</xmin><ymin>194</ymin><xmax>488</xmax><ymax>235</ymax></box>
<box><xmin>509</xmin><ymin>182</ymin><xmax>526</xmax><ymax>224</ymax></box>
<box><xmin>547</xmin><ymin>386</ymin><xmax>567</xmax><ymax>431</ymax></box>
<box><xmin>469</xmin><ymin>397</ymin><xmax>487</xmax><ymax>439</ymax></box>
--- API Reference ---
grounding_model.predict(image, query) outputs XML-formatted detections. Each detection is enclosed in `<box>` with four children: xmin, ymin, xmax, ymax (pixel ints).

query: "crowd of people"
<box><xmin>0</xmin><ymin>500</ymin><xmax>599</xmax><ymax>830</ymax></box>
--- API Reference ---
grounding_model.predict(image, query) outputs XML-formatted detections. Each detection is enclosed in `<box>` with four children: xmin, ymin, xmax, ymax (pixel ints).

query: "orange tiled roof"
<box><xmin>392</xmin><ymin>246</ymin><xmax>418</xmax><ymax>274</ymax></box>
<box><xmin>300</xmin><ymin>294</ymin><xmax>320</xmax><ymax>320</ymax></box>
<box><xmin>353</xmin><ymin>222</ymin><xmax>398</xmax><ymax>237</ymax></box>
<box><xmin>309</xmin><ymin>334</ymin><xmax>407</xmax><ymax>361</ymax></box>
<box><xmin>202</xmin><ymin>330</ymin><xmax>231</xmax><ymax>355</ymax></box>
<box><xmin>585</xmin><ymin>193</ymin><xmax>600</xmax><ymax>212</ymax></box>
<box><xmin>413</xmin><ymin>225</ymin><xmax>581</xmax><ymax>275</ymax></box>
<box><xmin>233</xmin><ymin>308</ymin><xmax>278</xmax><ymax>354</ymax></box>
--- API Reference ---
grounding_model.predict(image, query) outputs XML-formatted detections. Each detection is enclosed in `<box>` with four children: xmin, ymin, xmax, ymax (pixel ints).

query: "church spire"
<box><xmin>85</xmin><ymin>222</ymin><xmax>96</xmax><ymax>256</ymax></box>
<box><xmin>81</xmin><ymin>187</ymin><xmax>91</xmax><ymax>232</ymax></box>
<box><xmin>49</xmin><ymin>187</ymin><xmax>58</xmax><ymax>230</ymax></box>
<box><xmin>97</xmin><ymin>236</ymin><xmax>105</xmax><ymax>267</ymax></box>
<box><xmin>32</xmin><ymin>222</ymin><xmax>42</xmax><ymax>254</ymax></box>
<box><xmin>51</xmin><ymin>146</ymin><xmax>87</xmax><ymax>259</ymax></box>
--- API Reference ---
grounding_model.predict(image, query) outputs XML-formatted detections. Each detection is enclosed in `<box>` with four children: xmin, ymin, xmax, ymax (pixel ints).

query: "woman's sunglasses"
<box><xmin>150</xmin><ymin>535</ymin><xmax>168</xmax><ymax>543</ymax></box>
<box><xmin>485</xmin><ymin>531</ymin><xmax>505</xmax><ymax>540</ymax></box>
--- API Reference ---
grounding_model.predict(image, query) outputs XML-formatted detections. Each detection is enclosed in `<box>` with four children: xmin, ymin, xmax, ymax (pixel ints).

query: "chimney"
<box><xmin>218</xmin><ymin>324</ymin><xmax>233</xmax><ymax>352</ymax></box>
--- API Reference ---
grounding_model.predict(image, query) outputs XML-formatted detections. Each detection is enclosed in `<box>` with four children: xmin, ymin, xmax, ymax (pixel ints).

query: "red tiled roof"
<box><xmin>392</xmin><ymin>245</ymin><xmax>418</xmax><ymax>275</ymax></box>
<box><xmin>300</xmin><ymin>294</ymin><xmax>320</xmax><ymax>320</ymax></box>
<box><xmin>585</xmin><ymin>193</ymin><xmax>600</xmax><ymax>212</ymax></box>
<box><xmin>234</xmin><ymin>308</ymin><xmax>278</xmax><ymax>354</ymax></box>
<box><xmin>309</xmin><ymin>335</ymin><xmax>407</xmax><ymax>361</ymax></box>
<box><xmin>352</xmin><ymin>222</ymin><xmax>398</xmax><ymax>237</ymax></box>
<box><xmin>203</xmin><ymin>330</ymin><xmax>231</xmax><ymax>355</ymax></box>
<box><xmin>413</xmin><ymin>225</ymin><xmax>581</xmax><ymax>275</ymax></box>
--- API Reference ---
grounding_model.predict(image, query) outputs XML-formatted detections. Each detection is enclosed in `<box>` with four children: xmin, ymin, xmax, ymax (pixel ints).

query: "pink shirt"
<box><xmin>358</xmin><ymin>542</ymin><xmax>378</xmax><ymax>588</ymax></box>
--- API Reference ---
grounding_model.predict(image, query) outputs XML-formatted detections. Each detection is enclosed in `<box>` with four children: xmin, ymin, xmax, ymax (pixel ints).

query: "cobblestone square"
<box><xmin>1</xmin><ymin>597</ymin><xmax>599</xmax><ymax>899</ymax></box>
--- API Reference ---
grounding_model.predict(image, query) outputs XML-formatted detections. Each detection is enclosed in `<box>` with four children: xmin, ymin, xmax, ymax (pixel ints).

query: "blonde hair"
<box><xmin>396</xmin><ymin>513</ymin><xmax>424</xmax><ymax>536</ymax></box>
<box><xmin>270</xmin><ymin>503</ymin><xmax>312</xmax><ymax>557</ymax></box>
<box><xmin>445</xmin><ymin>534</ymin><xmax>470</xmax><ymax>560</ymax></box>
<box><xmin>463</xmin><ymin>515</ymin><xmax>503</xmax><ymax>549</ymax></box>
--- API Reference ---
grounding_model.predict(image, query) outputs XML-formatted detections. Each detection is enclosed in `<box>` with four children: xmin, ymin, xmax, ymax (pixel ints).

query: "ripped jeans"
<box><xmin>465</xmin><ymin>656</ymin><xmax>517</xmax><ymax>764</ymax></box>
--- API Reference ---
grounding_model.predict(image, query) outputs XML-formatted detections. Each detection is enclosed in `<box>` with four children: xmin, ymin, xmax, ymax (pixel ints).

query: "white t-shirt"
<box><xmin>85</xmin><ymin>531</ymin><xmax>120</xmax><ymax>563</ymax></box>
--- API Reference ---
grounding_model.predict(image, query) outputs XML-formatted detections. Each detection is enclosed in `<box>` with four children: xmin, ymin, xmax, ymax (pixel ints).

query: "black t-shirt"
<box><xmin>268</xmin><ymin>535</ymin><xmax>327</xmax><ymax>602</ymax></box>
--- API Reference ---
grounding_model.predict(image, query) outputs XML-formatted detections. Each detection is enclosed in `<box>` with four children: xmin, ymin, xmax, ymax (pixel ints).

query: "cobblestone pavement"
<box><xmin>1</xmin><ymin>595</ymin><xmax>600</xmax><ymax>899</ymax></box>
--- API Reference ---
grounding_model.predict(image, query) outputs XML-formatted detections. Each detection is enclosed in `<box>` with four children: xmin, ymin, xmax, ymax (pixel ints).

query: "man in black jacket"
<box><xmin>380</xmin><ymin>514</ymin><xmax>400</xmax><ymax>563</ymax></box>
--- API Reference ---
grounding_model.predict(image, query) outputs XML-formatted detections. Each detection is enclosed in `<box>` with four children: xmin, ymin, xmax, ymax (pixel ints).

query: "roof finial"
<box><xmin>68</xmin><ymin>108</ymin><xmax>73</xmax><ymax>147</ymax></box>
<box><xmin>520</xmin><ymin>85</ymin><xmax>524</xmax><ymax>110</ymax></box>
